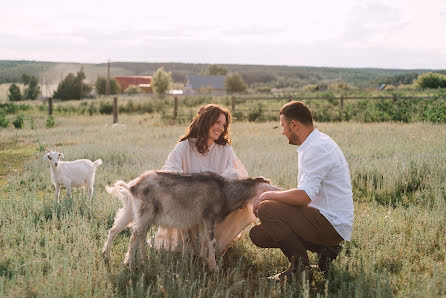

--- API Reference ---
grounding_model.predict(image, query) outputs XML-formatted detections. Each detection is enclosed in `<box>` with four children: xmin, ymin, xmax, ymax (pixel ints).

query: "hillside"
<box><xmin>0</xmin><ymin>60</ymin><xmax>437</xmax><ymax>89</ymax></box>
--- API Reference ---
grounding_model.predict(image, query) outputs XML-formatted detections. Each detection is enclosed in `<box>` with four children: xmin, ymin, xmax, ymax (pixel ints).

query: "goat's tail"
<box><xmin>93</xmin><ymin>159</ymin><xmax>103</xmax><ymax>168</ymax></box>
<box><xmin>105</xmin><ymin>180</ymin><xmax>132</xmax><ymax>208</ymax></box>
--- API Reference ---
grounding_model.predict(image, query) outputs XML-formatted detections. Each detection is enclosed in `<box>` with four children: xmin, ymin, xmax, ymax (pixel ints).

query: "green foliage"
<box><xmin>415</xmin><ymin>72</ymin><xmax>446</xmax><ymax>89</ymax></box>
<box><xmin>225</xmin><ymin>72</ymin><xmax>247</xmax><ymax>93</ymax></box>
<box><xmin>0</xmin><ymin>103</ymin><xmax>31</xmax><ymax>114</ymax></box>
<box><xmin>12</xmin><ymin>114</ymin><xmax>24</xmax><ymax>129</ymax></box>
<box><xmin>95</xmin><ymin>76</ymin><xmax>121</xmax><ymax>95</ymax></box>
<box><xmin>53</xmin><ymin>70</ymin><xmax>91</xmax><ymax>100</ymax></box>
<box><xmin>8</xmin><ymin>84</ymin><xmax>22</xmax><ymax>101</ymax></box>
<box><xmin>98</xmin><ymin>101</ymin><xmax>113</xmax><ymax>114</ymax></box>
<box><xmin>0</xmin><ymin>115</ymin><xmax>9</xmax><ymax>128</ymax></box>
<box><xmin>375</xmin><ymin>72</ymin><xmax>419</xmax><ymax>87</ymax></box>
<box><xmin>152</xmin><ymin>67</ymin><xmax>172</xmax><ymax>95</ymax></box>
<box><xmin>123</xmin><ymin>85</ymin><xmax>142</xmax><ymax>95</ymax></box>
<box><xmin>46</xmin><ymin>115</ymin><xmax>55</xmax><ymax>128</ymax></box>
<box><xmin>207</xmin><ymin>65</ymin><xmax>228</xmax><ymax>75</ymax></box>
<box><xmin>21</xmin><ymin>74</ymin><xmax>40</xmax><ymax>100</ymax></box>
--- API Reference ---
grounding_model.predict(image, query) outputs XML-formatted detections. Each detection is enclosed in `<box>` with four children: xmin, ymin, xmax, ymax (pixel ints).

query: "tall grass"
<box><xmin>0</xmin><ymin>115</ymin><xmax>445</xmax><ymax>297</ymax></box>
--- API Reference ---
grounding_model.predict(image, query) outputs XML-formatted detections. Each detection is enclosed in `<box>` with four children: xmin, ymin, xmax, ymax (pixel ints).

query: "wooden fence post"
<box><xmin>231</xmin><ymin>95</ymin><xmax>236</xmax><ymax>111</ymax></box>
<box><xmin>173</xmin><ymin>96</ymin><xmax>178</xmax><ymax>120</ymax></box>
<box><xmin>113</xmin><ymin>97</ymin><xmax>118</xmax><ymax>124</ymax></box>
<box><xmin>393</xmin><ymin>94</ymin><xmax>397</xmax><ymax>103</ymax></box>
<box><xmin>340</xmin><ymin>95</ymin><xmax>344</xmax><ymax>111</ymax></box>
<box><xmin>48</xmin><ymin>97</ymin><xmax>53</xmax><ymax>116</ymax></box>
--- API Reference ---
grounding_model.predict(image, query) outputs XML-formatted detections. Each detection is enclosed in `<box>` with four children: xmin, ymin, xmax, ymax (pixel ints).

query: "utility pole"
<box><xmin>80</xmin><ymin>65</ymin><xmax>84</xmax><ymax>100</ymax></box>
<box><xmin>106</xmin><ymin>59</ymin><xmax>110</xmax><ymax>96</ymax></box>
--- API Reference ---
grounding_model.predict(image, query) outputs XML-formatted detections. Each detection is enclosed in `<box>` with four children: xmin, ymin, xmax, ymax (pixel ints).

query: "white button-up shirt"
<box><xmin>297</xmin><ymin>129</ymin><xmax>354</xmax><ymax>241</ymax></box>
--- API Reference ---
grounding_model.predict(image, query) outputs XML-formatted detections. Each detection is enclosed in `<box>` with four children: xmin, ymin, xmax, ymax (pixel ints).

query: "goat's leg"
<box><xmin>180</xmin><ymin>230</ymin><xmax>190</xmax><ymax>256</ymax></box>
<box><xmin>124</xmin><ymin>227</ymin><xmax>138</xmax><ymax>267</ymax></box>
<box><xmin>131</xmin><ymin>213</ymin><xmax>151</xmax><ymax>266</ymax></box>
<box><xmin>65</xmin><ymin>184</ymin><xmax>72</xmax><ymax>198</ymax></box>
<box><xmin>86</xmin><ymin>175</ymin><xmax>94</xmax><ymax>199</ymax></box>
<box><xmin>54</xmin><ymin>184</ymin><xmax>60</xmax><ymax>202</ymax></box>
<box><xmin>102</xmin><ymin>207</ymin><xmax>133</xmax><ymax>259</ymax></box>
<box><xmin>203</xmin><ymin>220</ymin><xmax>217</xmax><ymax>271</ymax></box>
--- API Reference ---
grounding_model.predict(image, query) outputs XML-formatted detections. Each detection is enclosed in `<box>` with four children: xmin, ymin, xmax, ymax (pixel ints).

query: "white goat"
<box><xmin>43</xmin><ymin>149</ymin><xmax>103</xmax><ymax>200</ymax></box>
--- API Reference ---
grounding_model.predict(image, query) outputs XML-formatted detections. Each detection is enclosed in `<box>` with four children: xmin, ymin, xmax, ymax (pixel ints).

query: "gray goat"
<box><xmin>102</xmin><ymin>170</ymin><xmax>279</xmax><ymax>271</ymax></box>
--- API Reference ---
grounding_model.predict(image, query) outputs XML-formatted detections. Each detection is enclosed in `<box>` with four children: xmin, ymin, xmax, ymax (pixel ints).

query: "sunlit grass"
<box><xmin>0</xmin><ymin>114</ymin><xmax>445</xmax><ymax>297</ymax></box>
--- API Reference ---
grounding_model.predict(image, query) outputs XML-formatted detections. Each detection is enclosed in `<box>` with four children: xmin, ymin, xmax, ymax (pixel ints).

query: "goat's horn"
<box><xmin>46</xmin><ymin>148</ymin><xmax>51</xmax><ymax>152</ymax></box>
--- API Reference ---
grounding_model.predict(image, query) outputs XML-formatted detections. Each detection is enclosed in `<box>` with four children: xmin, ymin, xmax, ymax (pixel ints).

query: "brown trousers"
<box><xmin>250</xmin><ymin>200</ymin><xmax>343</xmax><ymax>264</ymax></box>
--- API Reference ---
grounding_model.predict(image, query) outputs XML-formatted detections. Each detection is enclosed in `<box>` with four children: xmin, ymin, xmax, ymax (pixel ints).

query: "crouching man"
<box><xmin>250</xmin><ymin>101</ymin><xmax>354</xmax><ymax>281</ymax></box>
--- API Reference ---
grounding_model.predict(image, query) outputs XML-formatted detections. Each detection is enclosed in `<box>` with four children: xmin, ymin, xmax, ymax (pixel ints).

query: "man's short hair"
<box><xmin>280</xmin><ymin>101</ymin><xmax>313</xmax><ymax>126</ymax></box>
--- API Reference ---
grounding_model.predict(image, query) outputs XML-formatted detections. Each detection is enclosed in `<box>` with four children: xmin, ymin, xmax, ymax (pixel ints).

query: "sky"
<box><xmin>1</xmin><ymin>0</ymin><xmax>446</xmax><ymax>69</ymax></box>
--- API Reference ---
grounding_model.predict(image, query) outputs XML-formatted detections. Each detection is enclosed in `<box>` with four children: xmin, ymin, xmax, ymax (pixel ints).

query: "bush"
<box><xmin>21</xmin><ymin>74</ymin><xmax>40</xmax><ymax>100</ymax></box>
<box><xmin>225</xmin><ymin>73</ymin><xmax>247</xmax><ymax>93</ymax></box>
<box><xmin>95</xmin><ymin>77</ymin><xmax>121</xmax><ymax>95</ymax></box>
<box><xmin>152</xmin><ymin>67</ymin><xmax>172</xmax><ymax>95</ymax></box>
<box><xmin>12</xmin><ymin>115</ymin><xmax>24</xmax><ymax>129</ymax></box>
<box><xmin>99</xmin><ymin>101</ymin><xmax>113</xmax><ymax>114</ymax></box>
<box><xmin>415</xmin><ymin>72</ymin><xmax>446</xmax><ymax>89</ymax></box>
<box><xmin>53</xmin><ymin>71</ymin><xmax>91</xmax><ymax>100</ymax></box>
<box><xmin>8</xmin><ymin>84</ymin><xmax>22</xmax><ymax>101</ymax></box>
<box><xmin>124</xmin><ymin>85</ymin><xmax>142</xmax><ymax>95</ymax></box>
<box><xmin>46</xmin><ymin>116</ymin><xmax>55</xmax><ymax>128</ymax></box>
<box><xmin>0</xmin><ymin>115</ymin><xmax>9</xmax><ymax>128</ymax></box>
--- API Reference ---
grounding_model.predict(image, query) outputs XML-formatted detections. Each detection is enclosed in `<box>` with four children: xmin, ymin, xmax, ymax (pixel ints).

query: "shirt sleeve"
<box><xmin>221</xmin><ymin>145</ymin><xmax>249</xmax><ymax>179</ymax></box>
<box><xmin>297</xmin><ymin>146</ymin><xmax>334</xmax><ymax>200</ymax></box>
<box><xmin>160</xmin><ymin>141</ymin><xmax>186</xmax><ymax>173</ymax></box>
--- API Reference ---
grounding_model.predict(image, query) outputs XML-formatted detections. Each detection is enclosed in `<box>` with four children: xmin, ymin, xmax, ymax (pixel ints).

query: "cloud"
<box><xmin>343</xmin><ymin>1</ymin><xmax>410</xmax><ymax>45</ymax></box>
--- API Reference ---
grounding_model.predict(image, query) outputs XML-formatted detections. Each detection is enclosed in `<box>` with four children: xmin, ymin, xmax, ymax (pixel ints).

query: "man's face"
<box><xmin>280</xmin><ymin>115</ymin><xmax>300</xmax><ymax>145</ymax></box>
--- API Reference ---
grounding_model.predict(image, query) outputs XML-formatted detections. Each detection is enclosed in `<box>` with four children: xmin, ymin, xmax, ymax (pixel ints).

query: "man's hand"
<box><xmin>253</xmin><ymin>191</ymin><xmax>276</xmax><ymax>217</ymax></box>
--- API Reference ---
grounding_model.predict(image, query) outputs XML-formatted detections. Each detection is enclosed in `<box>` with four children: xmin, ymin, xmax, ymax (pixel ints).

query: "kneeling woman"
<box><xmin>151</xmin><ymin>104</ymin><xmax>256</xmax><ymax>252</ymax></box>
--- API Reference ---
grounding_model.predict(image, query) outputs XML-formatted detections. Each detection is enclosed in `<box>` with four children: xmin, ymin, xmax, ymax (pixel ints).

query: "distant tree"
<box><xmin>21</xmin><ymin>74</ymin><xmax>40</xmax><ymax>100</ymax></box>
<box><xmin>225</xmin><ymin>72</ymin><xmax>247</xmax><ymax>93</ymax></box>
<box><xmin>207</xmin><ymin>65</ymin><xmax>228</xmax><ymax>76</ymax></box>
<box><xmin>95</xmin><ymin>77</ymin><xmax>121</xmax><ymax>95</ymax></box>
<box><xmin>415</xmin><ymin>72</ymin><xmax>446</xmax><ymax>89</ymax></box>
<box><xmin>375</xmin><ymin>73</ymin><xmax>419</xmax><ymax>87</ymax></box>
<box><xmin>53</xmin><ymin>70</ymin><xmax>92</xmax><ymax>100</ymax></box>
<box><xmin>8</xmin><ymin>83</ymin><xmax>22</xmax><ymax>101</ymax></box>
<box><xmin>152</xmin><ymin>67</ymin><xmax>172</xmax><ymax>95</ymax></box>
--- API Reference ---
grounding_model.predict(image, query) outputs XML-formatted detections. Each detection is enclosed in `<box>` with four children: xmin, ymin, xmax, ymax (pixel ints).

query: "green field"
<box><xmin>0</xmin><ymin>113</ymin><xmax>445</xmax><ymax>297</ymax></box>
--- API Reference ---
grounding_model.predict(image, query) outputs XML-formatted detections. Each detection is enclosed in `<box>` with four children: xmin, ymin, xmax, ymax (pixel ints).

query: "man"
<box><xmin>250</xmin><ymin>101</ymin><xmax>354</xmax><ymax>281</ymax></box>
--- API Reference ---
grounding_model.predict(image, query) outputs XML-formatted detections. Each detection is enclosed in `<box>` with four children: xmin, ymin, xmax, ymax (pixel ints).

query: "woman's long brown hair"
<box><xmin>180</xmin><ymin>104</ymin><xmax>231</xmax><ymax>154</ymax></box>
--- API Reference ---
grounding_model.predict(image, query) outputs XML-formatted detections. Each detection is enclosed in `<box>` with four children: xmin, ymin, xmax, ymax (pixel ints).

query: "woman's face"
<box><xmin>208</xmin><ymin>113</ymin><xmax>227</xmax><ymax>142</ymax></box>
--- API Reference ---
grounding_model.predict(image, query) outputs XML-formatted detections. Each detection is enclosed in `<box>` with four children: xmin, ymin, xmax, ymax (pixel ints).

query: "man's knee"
<box><xmin>257</xmin><ymin>200</ymin><xmax>287</xmax><ymax>222</ymax></box>
<box><xmin>249</xmin><ymin>224</ymin><xmax>278</xmax><ymax>248</ymax></box>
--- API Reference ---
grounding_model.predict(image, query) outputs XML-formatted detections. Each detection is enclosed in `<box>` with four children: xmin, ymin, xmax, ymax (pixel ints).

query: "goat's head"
<box><xmin>43</xmin><ymin>148</ymin><xmax>64</xmax><ymax>167</ymax></box>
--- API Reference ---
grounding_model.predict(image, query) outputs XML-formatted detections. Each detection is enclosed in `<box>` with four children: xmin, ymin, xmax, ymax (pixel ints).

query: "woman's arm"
<box><xmin>160</xmin><ymin>141</ymin><xmax>186</xmax><ymax>173</ymax></box>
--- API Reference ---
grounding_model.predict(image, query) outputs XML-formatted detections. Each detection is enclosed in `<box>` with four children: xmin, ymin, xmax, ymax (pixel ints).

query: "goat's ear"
<box><xmin>43</xmin><ymin>154</ymin><xmax>49</xmax><ymax>159</ymax></box>
<box><xmin>254</xmin><ymin>176</ymin><xmax>271</xmax><ymax>184</ymax></box>
<box><xmin>59</xmin><ymin>153</ymin><xmax>64</xmax><ymax>159</ymax></box>
<box><xmin>46</xmin><ymin>148</ymin><xmax>51</xmax><ymax>152</ymax></box>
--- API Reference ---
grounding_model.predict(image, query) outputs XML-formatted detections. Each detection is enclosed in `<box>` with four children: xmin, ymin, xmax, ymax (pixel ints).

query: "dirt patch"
<box><xmin>0</xmin><ymin>139</ymin><xmax>38</xmax><ymax>187</ymax></box>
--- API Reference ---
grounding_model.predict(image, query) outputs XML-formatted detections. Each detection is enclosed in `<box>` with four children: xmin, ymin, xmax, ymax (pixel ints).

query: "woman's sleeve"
<box><xmin>221</xmin><ymin>146</ymin><xmax>249</xmax><ymax>179</ymax></box>
<box><xmin>160</xmin><ymin>141</ymin><xmax>186</xmax><ymax>173</ymax></box>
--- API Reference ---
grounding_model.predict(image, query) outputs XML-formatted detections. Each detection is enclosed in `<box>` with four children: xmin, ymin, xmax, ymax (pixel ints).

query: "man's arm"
<box><xmin>253</xmin><ymin>189</ymin><xmax>311</xmax><ymax>216</ymax></box>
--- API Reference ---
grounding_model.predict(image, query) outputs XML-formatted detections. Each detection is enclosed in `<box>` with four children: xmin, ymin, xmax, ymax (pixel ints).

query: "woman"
<box><xmin>151</xmin><ymin>104</ymin><xmax>256</xmax><ymax>252</ymax></box>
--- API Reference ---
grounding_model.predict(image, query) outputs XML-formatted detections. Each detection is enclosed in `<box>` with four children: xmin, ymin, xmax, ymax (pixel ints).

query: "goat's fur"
<box><xmin>102</xmin><ymin>170</ymin><xmax>279</xmax><ymax>271</ymax></box>
<box><xmin>43</xmin><ymin>149</ymin><xmax>102</xmax><ymax>200</ymax></box>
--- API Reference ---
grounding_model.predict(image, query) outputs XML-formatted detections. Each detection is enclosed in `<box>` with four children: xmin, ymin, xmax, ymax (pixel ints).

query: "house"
<box><xmin>183</xmin><ymin>75</ymin><xmax>226</xmax><ymax>95</ymax></box>
<box><xmin>114</xmin><ymin>76</ymin><xmax>153</xmax><ymax>93</ymax></box>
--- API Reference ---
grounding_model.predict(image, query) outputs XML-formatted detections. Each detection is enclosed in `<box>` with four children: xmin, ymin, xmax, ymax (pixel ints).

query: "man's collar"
<box><xmin>297</xmin><ymin>129</ymin><xmax>319</xmax><ymax>152</ymax></box>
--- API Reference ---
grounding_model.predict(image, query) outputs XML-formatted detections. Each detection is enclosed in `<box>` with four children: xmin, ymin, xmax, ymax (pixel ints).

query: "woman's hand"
<box><xmin>253</xmin><ymin>191</ymin><xmax>276</xmax><ymax>217</ymax></box>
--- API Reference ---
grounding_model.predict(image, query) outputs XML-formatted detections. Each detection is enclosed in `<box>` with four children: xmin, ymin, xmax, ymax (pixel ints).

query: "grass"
<box><xmin>0</xmin><ymin>114</ymin><xmax>445</xmax><ymax>297</ymax></box>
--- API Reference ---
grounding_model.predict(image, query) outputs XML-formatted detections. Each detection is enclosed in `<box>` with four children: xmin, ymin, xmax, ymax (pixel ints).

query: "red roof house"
<box><xmin>114</xmin><ymin>76</ymin><xmax>153</xmax><ymax>93</ymax></box>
